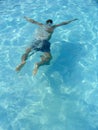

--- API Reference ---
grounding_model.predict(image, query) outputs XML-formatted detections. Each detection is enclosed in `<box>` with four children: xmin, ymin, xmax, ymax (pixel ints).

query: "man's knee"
<box><xmin>45</xmin><ymin>54</ymin><xmax>52</xmax><ymax>62</ymax></box>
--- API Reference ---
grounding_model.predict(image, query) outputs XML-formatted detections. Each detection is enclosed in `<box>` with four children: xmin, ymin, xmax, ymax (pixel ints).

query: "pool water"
<box><xmin>0</xmin><ymin>0</ymin><xmax>98</xmax><ymax>130</ymax></box>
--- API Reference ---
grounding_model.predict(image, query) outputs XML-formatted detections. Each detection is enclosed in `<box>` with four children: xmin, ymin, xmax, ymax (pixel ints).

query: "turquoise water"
<box><xmin>0</xmin><ymin>0</ymin><xmax>98</xmax><ymax>130</ymax></box>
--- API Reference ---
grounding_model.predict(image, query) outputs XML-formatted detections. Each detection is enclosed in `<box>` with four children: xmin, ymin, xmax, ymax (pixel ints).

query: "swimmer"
<box><xmin>16</xmin><ymin>16</ymin><xmax>78</xmax><ymax>75</ymax></box>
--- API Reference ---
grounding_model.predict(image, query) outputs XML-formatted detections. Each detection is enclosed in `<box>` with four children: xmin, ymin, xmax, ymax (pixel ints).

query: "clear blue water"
<box><xmin>0</xmin><ymin>0</ymin><xmax>98</xmax><ymax>130</ymax></box>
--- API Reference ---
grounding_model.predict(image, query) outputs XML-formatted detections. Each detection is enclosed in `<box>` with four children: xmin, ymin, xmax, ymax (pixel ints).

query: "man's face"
<box><xmin>46</xmin><ymin>22</ymin><xmax>53</xmax><ymax>26</ymax></box>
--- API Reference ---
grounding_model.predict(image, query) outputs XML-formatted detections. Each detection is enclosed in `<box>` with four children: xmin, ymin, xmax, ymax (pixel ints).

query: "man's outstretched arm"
<box><xmin>53</xmin><ymin>18</ymin><xmax>78</xmax><ymax>28</ymax></box>
<box><xmin>24</xmin><ymin>16</ymin><xmax>43</xmax><ymax>26</ymax></box>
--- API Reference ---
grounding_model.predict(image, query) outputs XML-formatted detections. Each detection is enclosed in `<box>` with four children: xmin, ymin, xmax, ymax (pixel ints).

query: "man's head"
<box><xmin>46</xmin><ymin>19</ymin><xmax>53</xmax><ymax>25</ymax></box>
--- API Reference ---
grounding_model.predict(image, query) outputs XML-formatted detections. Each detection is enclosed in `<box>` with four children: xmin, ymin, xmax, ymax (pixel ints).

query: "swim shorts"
<box><xmin>31</xmin><ymin>40</ymin><xmax>50</xmax><ymax>52</ymax></box>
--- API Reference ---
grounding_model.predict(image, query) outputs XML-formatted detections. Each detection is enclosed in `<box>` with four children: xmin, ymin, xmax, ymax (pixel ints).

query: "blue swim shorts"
<box><xmin>31</xmin><ymin>40</ymin><xmax>50</xmax><ymax>52</ymax></box>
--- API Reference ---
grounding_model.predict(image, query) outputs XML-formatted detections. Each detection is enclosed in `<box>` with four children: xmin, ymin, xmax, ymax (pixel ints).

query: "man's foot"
<box><xmin>16</xmin><ymin>61</ymin><xmax>26</xmax><ymax>71</ymax></box>
<box><xmin>33</xmin><ymin>63</ymin><xmax>39</xmax><ymax>75</ymax></box>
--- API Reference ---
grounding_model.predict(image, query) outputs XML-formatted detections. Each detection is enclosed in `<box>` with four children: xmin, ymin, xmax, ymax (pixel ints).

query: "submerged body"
<box><xmin>16</xmin><ymin>17</ymin><xmax>78</xmax><ymax>75</ymax></box>
<box><xmin>30</xmin><ymin>24</ymin><xmax>54</xmax><ymax>54</ymax></box>
<box><xmin>34</xmin><ymin>24</ymin><xmax>54</xmax><ymax>40</ymax></box>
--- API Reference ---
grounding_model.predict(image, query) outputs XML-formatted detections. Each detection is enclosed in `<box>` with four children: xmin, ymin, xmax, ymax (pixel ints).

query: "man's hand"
<box><xmin>24</xmin><ymin>16</ymin><xmax>27</xmax><ymax>19</ymax></box>
<box><xmin>72</xmin><ymin>18</ymin><xmax>78</xmax><ymax>21</ymax></box>
<box><xmin>24</xmin><ymin>16</ymin><xmax>35</xmax><ymax>23</ymax></box>
<box><xmin>24</xmin><ymin>16</ymin><xmax>30</xmax><ymax>21</ymax></box>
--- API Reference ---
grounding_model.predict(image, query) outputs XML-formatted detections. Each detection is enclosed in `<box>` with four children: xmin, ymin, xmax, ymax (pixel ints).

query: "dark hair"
<box><xmin>46</xmin><ymin>19</ymin><xmax>53</xmax><ymax>24</ymax></box>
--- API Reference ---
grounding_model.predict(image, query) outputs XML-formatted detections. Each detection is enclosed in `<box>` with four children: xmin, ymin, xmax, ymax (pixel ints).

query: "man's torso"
<box><xmin>34</xmin><ymin>25</ymin><xmax>54</xmax><ymax>40</ymax></box>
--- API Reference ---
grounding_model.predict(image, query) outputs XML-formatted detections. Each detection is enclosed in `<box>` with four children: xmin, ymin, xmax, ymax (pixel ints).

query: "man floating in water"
<box><xmin>16</xmin><ymin>16</ymin><xmax>78</xmax><ymax>75</ymax></box>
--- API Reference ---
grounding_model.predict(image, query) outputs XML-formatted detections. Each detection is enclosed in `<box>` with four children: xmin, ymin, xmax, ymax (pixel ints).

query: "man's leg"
<box><xmin>33</xmin><ymin>52</ymin><xmax>52</xmax><ymax>75</ymax></box>
<box><xmin>16</xmin><ymin>47</ymin><xmax>32</xmax><ymax>71</ymax></box>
